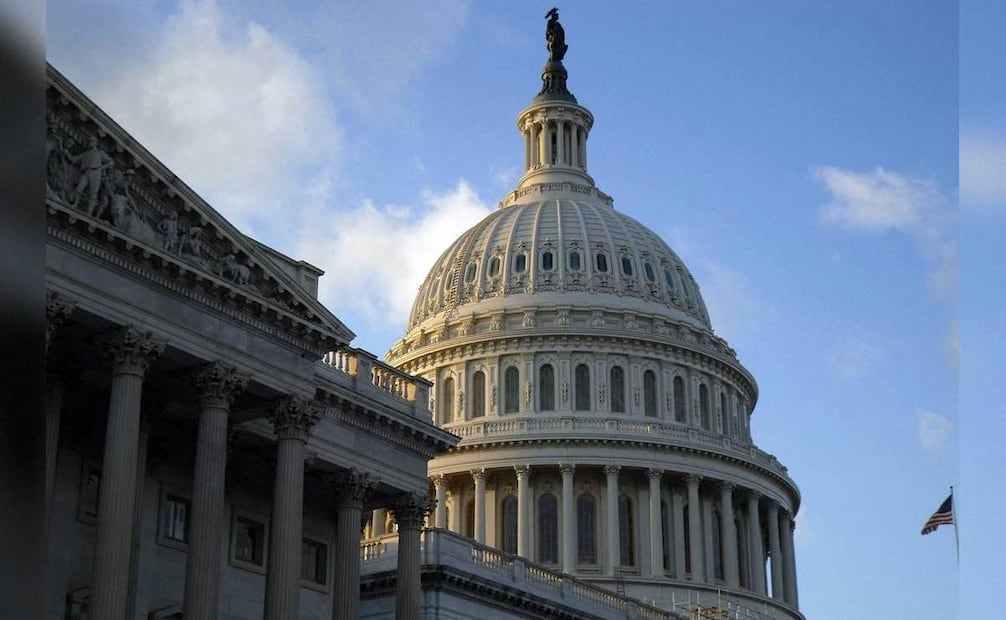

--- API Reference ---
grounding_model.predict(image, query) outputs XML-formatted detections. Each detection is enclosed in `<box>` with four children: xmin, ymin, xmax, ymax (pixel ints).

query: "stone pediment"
<box><xmin>45</xmin><ymin>64</ymin><xmax>354</xmax><ymax>353</ymax></box>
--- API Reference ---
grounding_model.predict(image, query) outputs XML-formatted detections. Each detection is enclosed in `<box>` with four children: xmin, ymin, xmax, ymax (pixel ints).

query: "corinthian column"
<box><xmin>433</xmin><ymin>475</ymin><xmax>447</xmax><ymax>528</ymax></box>
<box><xmin>719</xmin><ymin>482</ymin><xmax>739</xmax><ymax>587</ymax></box>
<box><xmin>766</xmin><ymin>501</ymin><xmax>783</xmax><ymax>600</ymax></box>
<box><xmin>685</xmin><ymin>474</ymin><xmax>704</xmax><ymax>582</ymax></box>
<box><xmin>746</xmin><ymin>491</ymin><xmax>766</xmax><ymax>595</ymax></box>
<box><xmin>90</xmin><ymin>327</ymin><xmax>164</xmax><ymax>620</ymax></box>
<box><xmin>559</xmin><ymin>464</ymin><xmax>575</xmax><ymax>572</ymax></box>
<box><xmin>183</xmin><ymin>363</ymin><xmax>247</xmax><ymax>620</ymax></box>
<box><xmin>648</xmin><ymin>469</ymin><xmax>664</xmax><ymax>577</ymax></box>
<box><xmin>516</xmin><ymin>465</ymin><xmax>532</xmax><ymax>558</ymax></box>
<box><xmin>472</xmin><ymin>468</ymin><xmax>487</xmax><ymax>544</ymax></box>
<box><xmin>391</xmin><ymin>493</ymin><xmax>435</xmax><ymax>620</ymax></box>
<box><xmin>329</xmin><ymin>469</ymin><xmax>377</xmax><ymax>620</ymax></box>
<box><xmin>604</xmin><ymin>465</ymin><xmax>621</xmax><ymax>574</ymax></box>
<box><xmin>263</xmin><ymin>397</ymin><xmax>321</xmax><ymax>620</ymax></box>
<box><xmin>781</xmin><ymin>511</ymin><xmax>799</xmax><ymax>608</ymax></box>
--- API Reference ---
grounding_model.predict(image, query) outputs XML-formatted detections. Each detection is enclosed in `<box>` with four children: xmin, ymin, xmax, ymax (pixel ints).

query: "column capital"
<box><xmin>515</xmin><ymin>465</ymin><xmax>532</xmax><ymax>479</ymax></box>
<box><xmin>391</xmin><ymin>493</ymin><xmax>435</xmax><ymax>530</ymax></box>
<box><xmin>719</xmin><ymin>480</ymin><xmax>736</xmax><ymax>493</ymax></box>
<box><xmin>103</xmin><ymin>326</ymin><xmax>165</xmax><ymax>376</ymax></box>
<box><xmin>603</xmin><ymin>464</ymin><xmax>621</xmax><ymax>477</ymax></box>
<box><xmin>193</xmin><ymin>362</ymin><xmax>248</xmax><ymax>408</ymax></box>
<box><xmin>46</xmin><ymin>291</ymin><xmax>76</xmax><ymax>349</ymax></box>
<box><xmin>647</xmin><ymin>468</ymin><xmax>663</xmax><ymax>481</ymax></box>
<box><xmin>558</xmin><ymin>463</ymin><xmax>575</xmax><ymax>477</ymax></box>
<box><xmin>685</xmin><ymin>473</ymin><xmax>703</xmax><ymax>486</ymax></box>
<box><xmin>431</xmin><ymin>474</ymin><xmax>446</xmax><ymax>487</ymax></box>
<box><xmin>470</xmin><ymin>468</ymin><xmax>487</xmax><ymax>483</ymax></box>
<box><xmin>268</xmin><ymin>397</ymin><xmax>322</xmax><ymax>441</ymax></box>
<box><xmin>746</xmin><ymin>489</ymin><xmax>762</xmax><ymax>503</ymax></box>
<box><xmin>326</xmin><ymin>468</ymin><xmax>378</xmax><ymax>510</ymax></box>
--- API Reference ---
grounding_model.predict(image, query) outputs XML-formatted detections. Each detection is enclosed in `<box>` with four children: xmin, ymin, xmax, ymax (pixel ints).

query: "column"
<box><xmin>90</xmin><ymin>327</ymin><xmax>164</xmax><ymax>620</ymax></box>
<box><xmin>472</xmin><ymin>468</ymin><xmax>487</xmax><ymax>544</ymax></box>
<box><xmin>125</xmin><ymin>409</ymin><xmax>152</xmax><ymax>620</ymax></box>
<box><xmin>183</xmin><ymin>363</ymin><xmax>247</xmax><ymax>620</ymax></box>
<box><xmin>604</xmin><ymin>465</ymin><xmax>620</xmax><ymax>574</ymax></box>
<box><xmin>685</xmin><ymin>474</ymin><xmax>704</xmax><ymax>581</ymax></box>
<box><xmin>433</xmin><ymin>475</ymin><xmax>447</xmax><ymax>528</ymax></box>
<box><xmin>746</xmin><ymin>491</ymin><xmax>766</xmax><ymax>595</ymax></box>
<box><xmin>329</xmin><ymin>469</ymin><xmax>377</xmax><ymax>620</ymax></box>
<box><xmin>539</xmin><ymin>120</ymin><xmax>549</xmax><ymax>165</ymax></box>
<box><xmin>781</xmin><ymin>511</ymin><xmax>799</xmax><ymax>607</ymax></box>
<box><xmin>701</xmin><ymin>496</ymin><xmax>714</xmax><ymax>582</ymax></box>
<box><xmin>44</xmin><ymin>374</ymin><xmax>66</xmax><ymax>528</ymax></box>
<box><xmin>530</xmin><ymin>123</ymin><xmax>539</xmax><ymax>168</ymax></box>
<box><xmin>524</xmin><ymin>126</ymin><xmax>531</xmax><ymax>170</ymax></box>
<box><xmin>391</xmin><ymin>494</ymin><xmax>435</xmax><ymax>620</ymax></box>
<box><xmin>766</xmin><ymin>501</ymin><xmax>783</xmax><ymax>601</ymax></box>
<box><xmin>719</xmin><ymin>482</ymin><xmax>739</xmax><ymax>587</ymax></box>
<box><xmin>556</xmin><ymin>119</ymin><xmax>566</xmax><ymax>164</ymax></box>
<box><xmin>559</xmin><ymin>464</ymin><xmax>575</xmax><ymax>572</ymax></box>
<box><xmin>647</xmin><ymin>469</ymin><xmax>664</xmax><ymax>577</ymax></box>
<box><xmin>571</xmin><ymin>126</ymin><xmax>580</xmax><ymax>168</ymax></box>
<box><xmin>264</xmin><ymin>397</ymin><xmax>321</xmax><ymax>620</ymax></box>
<box><xmin>447</xmin><ymin>488</ymin><xmax>461</xmax><ymax>533</ymax></box>
<box><xmin>670</xmin><ymin>485</ymin><xmax>686</xmax><ymax>579</ymax></box>
<box><xmin>45</xmin><ymin>292</ymin><xmax>75</xmax><ymax>352</ymax></box>
<box><xmin>372</xmin><ymin>508</ymin><xmax>387</xmax><ymax>536</ymax></box>
<box><xmin>516</xmin><ymin>465</ymin><xmax>531</xmax><ymax>558</ymax></box>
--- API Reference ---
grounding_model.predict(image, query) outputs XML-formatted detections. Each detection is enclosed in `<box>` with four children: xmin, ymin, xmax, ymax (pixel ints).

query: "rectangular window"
<box><xmin>301</xmin><ymin>539</ymin><xmax>328</xmax><ymax>585</ymax></box>
<box><xmin>161</xmin><ymin>494</ymin><xmax>190</xmax><ymax>543</ymax></box>
<box><xmin>233</xmin><ymin>517</ymin><xmax>266</xmax><ymax>566</ymax></box>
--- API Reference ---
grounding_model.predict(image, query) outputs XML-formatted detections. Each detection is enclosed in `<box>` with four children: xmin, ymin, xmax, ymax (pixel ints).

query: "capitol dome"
<box><xmin>386</xmin><ymin>16</ymin><xmax>802</xmax><ymax>619</ymax></box>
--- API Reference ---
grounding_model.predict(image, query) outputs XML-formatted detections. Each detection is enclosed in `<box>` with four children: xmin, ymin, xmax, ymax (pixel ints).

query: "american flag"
<box><xmin>921</xmin><ymin>494</ymin><xmax>954</xmax><ymax>535</ymax></box>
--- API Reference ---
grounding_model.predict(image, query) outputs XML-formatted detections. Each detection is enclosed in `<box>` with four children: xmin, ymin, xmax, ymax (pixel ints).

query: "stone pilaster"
<box><xmin>90</xmin><ymin>327</ymin><xmax>164</xmax><ymax>620</ymax></box>
<box><xmin>472</xmin><ymin>468</ymin><xmax>487</xmax><ymax>543</ymax></box>
<box><xmin>391</xmin><ymin>493</ymin><xmax>435</xmax><ymax>620</ymax></box>
<box><xmin>746</xmin><ymin>491</ymin><xmax>766</xmax><ymax>595</ymax></box>
<box><xmin>516</xmin><ymin>465</ymin><xmax>532</xmax><ymax>558</ymax></box>
<box><xmin>263</xmin><ymin>397</ymin><xmax>321</xmax><ymax>620</ymax></box>
<box><xmin>328</xmin><ymin>469</ymin><xmax>377</xmax><ymax>620</ymax></box>
<box><xmin>647</xmin><ymin>469</ymin><xmax>664</xmax><ymax>577</ymax></box>
<box><xmin>183</xmin><ymin>362</ymin><xmax>247</xmax><ymax>620</ymax></box>
<box><xmin>781</xmin><ymin>511</ymin><xmax>799</xmax><ymax>608</ymax></box>
<box><xmin>766</xmin><ymin>501</ymin><xmax>783</xmax><ymax>600</ymax></box>
<box><xmin>719</xmin><ymin>482</ymin><xmax>739</xmax><ymax>587</ymax></box>
<box><xmin>604</xmin><ymin>465</ymin><xmax>620</xmax><ymax>574</ymax></box>
<box><xmin>559</xmin><ymin>464</ymin><xmax>575</xmax><ymax>572</ymax></box>
<box><xmin>433</xmin><ymin>475</ymin><xmax>447</xmax><ymax>528</ymax></box>
<box><xmin>685</xmin><ymin>474</ymin><xmax>704</xmax><ymax>581</ymax></box>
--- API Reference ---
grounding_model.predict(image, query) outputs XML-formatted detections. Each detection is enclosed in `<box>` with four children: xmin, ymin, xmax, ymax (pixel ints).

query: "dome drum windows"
<box><xmin>488</xmin><ymin>256</ymin><xmax>501</xmax><ymax>278</ymax></box>
<box><xmin>539</xmin><ymin>364</ymin><xmax>556</xmax><ymax>411</ymax></box>
<box><xmin>464</xmin><ymin>263</ymin><xmax>478</xmax><ymax>284</ymax></box>
<box><xmin>568</xmin><ymin>250</ymin><xmax>582</xmax><ymax>271</ymax></box>
<box><xmin>699</xmin><ymin>383</ymin><xmax>711</xmax><ymax>430</ymax></box>
<box><xmin>471</xmin><ymin>371</ymin><xmax>486</xmax><ymax>418</ymax></box>
<box><xmin>620</xmin><ymin>256</ymin><xmax>634</xmax><ymax>277</ymax></box>
<box><xmin>643</xmin><ymin>370</ymin><xmax>658</xmax><ymax>417</ymax></box>
<box><xmin>644</xmin><ymin>262</ymin><xmax>656</xmax><ymax>282</ymax></box>
<box><xmin>609</xmin><ymin>366</ymin><xmax>626</xmax><ymax>413</ymax></box>
<box><xmin>541</xmin><ymin>250</ymin><xmax>554</xmax><ymax>272</ymax></box>
<box><xmin>537</xmin><ymin>493</ymin><xmax>559</xmax><ymax>564</ymax></box>
<box><xmin>595</xmin><ymin>253</ymin><xmax>609</xmax><ymax>273</ymax></box>
<box><xmin>574</xmin><ymin>364</ymin><xmax>591</xmax><ymax>411</ymax></box>
<box><xmin>513</xmin><ymin>252</ymin><xmax>527</xmax><ymax>274</ymax></box>
<box><xmin>577</xmin><ymin>493</ymin><xmax>598</xmax><ymax>565</ymax></box>
<box><xmin>441</xmin><ymin>376</ymin><xmax>455</xmax><ymax>425</ymax></box>
<box><xmin>503</xmin><ymin>366</ymin><xmax>520</xmax><ymax>414</ymax></box>
<box><xmin>672</xmin><ymin>376</ymin><xmax>686</xmax><ymax>424</ymax></box>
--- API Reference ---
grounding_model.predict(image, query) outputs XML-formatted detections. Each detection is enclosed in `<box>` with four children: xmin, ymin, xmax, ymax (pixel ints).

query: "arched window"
<box><xmin>465</xmin><ymin>498</ymin><xmax>475</xmax><ymax>539</ymax></box>
<box><xmin>501</xmin><ymin>495</ymin><xmax>518</xmax><ymax>555</ymax></box>
<box><xmin>683</xmin><ymin>504</ymin><xmax>691</xmax><ymax>573</ymax></box>
<box><xmin>577</xmin><ymin>494</ymin><xmax>597</xmax><ymax>564</ymax></box>
<box><xmin>610</xmin><ymin>366</ymin><xmax>626</xmax><ymax>413</ymax></box>
<box><xmin>643</xmin><ymin>370</ymin><xmax>657</xmax><ymax>417</ymax></box>
<box><xmin>621</xmin><ymin>256</ymin><xmax>634</xmax><ymax>276</ymax></box>
<box><xmin>569</xmin><ymin>250</ymin><xmax>581</xmax><ymax>271</ymax></box>
<box><xmin>618</xmin><ymin>495</ymin><xmax>634</xmax><ymax>566</ymax></box>
<box><xmin>699</xmin><ymin>384</ymin><xmax>710</xmax><ymax>430</ymax></box>
<box><xmin>596</xmin><ymin>253</ymin><xmax>609</xmax><ymax>273</ymax></box>
<box><xmin>472</xmin><ymin>371</ymin><xmax>486</xmax><ymax>418</ymax></box>
<box><xmin>681</xmin><ymin>274</ymin><xmax>692</xmax><ymax>302</ymax></box>
<box><xmin>537</xmin><ymin>493</ymin><xmax>558</xmax><ymax>564</ymax></box>
<box><xmin>539</xmin><ymin>364</ymin><xmax>555</xmax><ymax>411</ymax></box>
<box><xmin>574</xmin><ymin>364</ymin><xmax>591</xmax><ymax>411</ymax></box>
<box><xmin>488</xmin><ymin>256</ymin><xmax>501</xmax><ymax>277</ymax></box>
<box><xmin>465</xmin><ymin>263</ymin><xmax>477</xmax><ymax>283</ymax></box>
<box><xmin>664</xmin><ymin>268</ymin><xmax>675</xmax><ymax>290</ymax></box>
<box><xmin>541</xmin><ymin>251</ymin><xmax>554</xmax><ymax>271</ymax></box>
<box><xmin>720</xmin><ymin>392</ymin><xmax>729</xmax><ymax>435</ymax></box>
<box><xmin>731</xmin><ymin>398</ymin><xmax>740</xmax><ymax>439</ymax></box>
<box><xmin>514</xmin><ymin>253</ymin><xmax>527</xmax><ymax>273</ymax></box>
<box><xmin>442</xmin><ymin>377</ymin><xmax>455</xmax><ymax>424</ymax></box>
<box><xmin>673</xmin><ymin>376</ymin><xmax>686</xmax><ymax>423</ymax></box>
<box><xmin>661</xmin><ymin>500</ymin><xmax>670</xmax><ymax>572</ymax></box>
<box><xmin>504</xmin><ymin>366</ymin><xmax>519</xmax><ymax>414</ymax></box>
<box><xmin>644</xmin><ymin>262</ymin><xmax>656</xmax><ymax>282</ymax></box>
<box><xmin>712</xmin><ymin>510</ymin><xmax>723</xmax><ymax>580</ymax></box>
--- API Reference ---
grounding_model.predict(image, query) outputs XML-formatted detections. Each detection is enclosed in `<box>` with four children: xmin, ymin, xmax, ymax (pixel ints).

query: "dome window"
<box><xmin>514</xmin><ymin>253</ymin><xmax>527</xmax><ymax>274</ymax></box>
<box><xmin>699</xmin><ymin>383</ymin><xmax>710</xmax><ymax>430</ymax></box>
<box><xmin>488</xmin><ymin>256</ymin><xmax>501</xmax><ymax>278</ymax></box>
<box><xmin>569</xmin><ymin>250</ymin><xmax>582</xmax><ymax>271</ymax></box>
<box><xmin>644</xmin><ymin>262</ymin><xmax>656</xmax><ymax>282</ymax></box>
<box><xmin>609</xmin><ymin>366</ymin><xmax>626</xmax><ymax>413</ymax></box>
<box><xmin>541</xmin><ymin>251</ymin><xmax>554</xmax><ymax>271</ymax></box>
<box><xmin>595</xmin><ymin>253</ymin><xmax>609</xmax><ymax>273</ymax></box>
<box><xmin>643</xmin><ymin>370</ymin><xmax>657</xmax><ymax>417</ymax></box>
<box><xmin>464</xmin><ymin>263</ymin><xmax>477</xmax><ymax>283</ymax></box>
<box><xmin>574</xmin><ymin>364</ymin><xmax>591</xmax><ymax>411</ymax></box>
<box><xmin>471</xmin><ymin>371</ymin><xmax>486</xmax><ymax>418</ymax></box>
<box><xmin>664</xmin><ymin>269</ymin><xmax>675</xmax><ymax>290</ymax></box>
<box><xmin>504</xmin><ymin>366</ymin><xmax>520</xmax><ymax>413</ymax></box>
<box><xmin>620</xmin><ymin>257</ymin><xmax>634</xmax><ymax>276</ymax></box>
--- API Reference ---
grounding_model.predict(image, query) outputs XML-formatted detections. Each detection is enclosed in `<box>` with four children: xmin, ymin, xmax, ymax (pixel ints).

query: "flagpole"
<box><xmin>951</xmin><ymin>485</ymin><xmax>959</xmax><ymax>565</ymax></box>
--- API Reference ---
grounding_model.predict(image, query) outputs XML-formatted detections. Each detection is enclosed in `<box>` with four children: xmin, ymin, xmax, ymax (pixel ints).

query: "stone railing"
<box><xmin>360</xmin><ymin>528</ymin><xmax>686</xmax><ymax>620</ymax></box>
<box><xmin>321</xmin><ymin>347</ymin><xmax>432</xmax><ymax>420</ymax></box>
<box><xmin>443</xmin><ymin>415</ymin><xmax>790</xmax><ymax>480</ymax></box>
<box><xmin>496</xmin><ymin>181</ymin><xmax>614</xmax><ymax>210</ymax></box>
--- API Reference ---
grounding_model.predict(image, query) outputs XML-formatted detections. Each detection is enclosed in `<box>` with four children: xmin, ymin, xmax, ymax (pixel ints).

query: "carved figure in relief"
<box><xmin>179</xmin><ymin>226</ymin><xmax>205</xmax><ymax>259</ymax></box>
<box><xmin>46</xmin><ymin>118</ymin><xmax>71</xmax><ymax>200</ymax></box>
<box><xmin>220</xmin><ymin>253</ymin><xmax>251</xmax><ymax>286</ymax></box>
<box><xmin>68</xmin><ymin>136</ymin><xmax>114</xmax><ymax>215</ymax></box>
<box><xmin>158</xmin><ymin>212</ymin><xmax>180</xmax><ymax>253</ymax></box>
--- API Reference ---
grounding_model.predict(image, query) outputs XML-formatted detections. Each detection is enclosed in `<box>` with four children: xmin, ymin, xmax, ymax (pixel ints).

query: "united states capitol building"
<box><xmin>44</xmin><ymin>12</ymin><xmax>802</xmax><ymax>620</ymax></box>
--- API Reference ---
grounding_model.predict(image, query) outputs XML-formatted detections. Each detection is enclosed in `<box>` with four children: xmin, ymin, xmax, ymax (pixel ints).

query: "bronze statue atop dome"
<box><xmin>545</xmin><ymin>8</ymin><xmax>567</xmax><ymax>62</ymax></box>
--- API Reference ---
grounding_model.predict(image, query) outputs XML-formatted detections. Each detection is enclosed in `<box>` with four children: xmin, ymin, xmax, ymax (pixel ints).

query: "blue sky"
<box><xmin>46</xmin><ymin>2</ymin><xmax>993</xmax><ymax>618</ymax></box>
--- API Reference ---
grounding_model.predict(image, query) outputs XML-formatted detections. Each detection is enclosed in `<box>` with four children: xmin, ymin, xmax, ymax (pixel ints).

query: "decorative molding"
<box><xmin>193</xmin><ymin>362</ymin><xmax>248</xmax><ymax>408</ymax></box>
<box><xmin>267</xmin><ymin>397</ymin><xmax>321</xmax><ymax>441</ymax></box>
<box><xmin>390</xmin><ymin>493</ymin><xmax>435</xmax><ymax>529</ymax></box>
<box><xmin>102</xmin><ymin>325</ymin><xmax>166</xmax><ymax>376</ymax></box>
<box><xmin>326</xmin><ymin>468</ymin><xmax>378</xmax><ymax>509</ymax></box>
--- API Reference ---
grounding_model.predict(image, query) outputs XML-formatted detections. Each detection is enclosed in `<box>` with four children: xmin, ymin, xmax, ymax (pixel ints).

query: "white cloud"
<box><xmin>813</xmin><ymin>165</ymin><xmax>957</xmax><ymax>298</ymax></box>
<box><xmin>77</xmin><ymin>0</ymin><xmax>342</xmax><ymax>234</ymax></box>
<box><xmin>296</xmin><ymin>180</ymin><xmax>492</xmax><ymax>326</ymax></box>
<box><xmin>961</xmin><ymin>129</ymin><xmax>1006</xmax><ymax>211</ymax></box>
<box><xmin>917</xmin><ymin>410</ymin><xmax>954</xmax><ymax>452</ymax></box>
<box><xmin>829</xmin><ymin>338</ymin><xmax>881</xmax><ymax>380</ymax></box>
